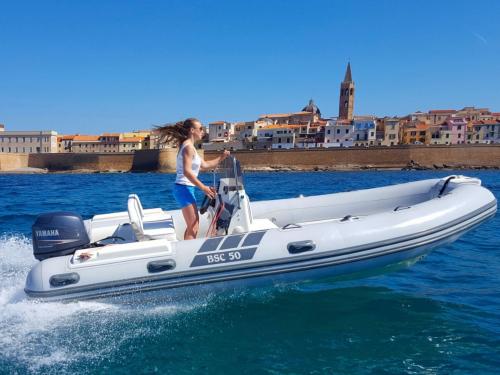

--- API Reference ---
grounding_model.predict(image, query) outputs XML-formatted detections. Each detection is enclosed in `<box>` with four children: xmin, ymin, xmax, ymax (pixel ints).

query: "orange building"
<box><xmin>400</xmin><ymin>122</ymin><xmax>429</xmax><ymax>144</ymax></box>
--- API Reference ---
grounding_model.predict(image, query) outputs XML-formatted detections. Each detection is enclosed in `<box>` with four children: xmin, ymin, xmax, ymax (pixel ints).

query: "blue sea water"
<box><xmin>0</xmin><ymin>170</ymin><xmax>499</xmax><ymax>374</ymax></box>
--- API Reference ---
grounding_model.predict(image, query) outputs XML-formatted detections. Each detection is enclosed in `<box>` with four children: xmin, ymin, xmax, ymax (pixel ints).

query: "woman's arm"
<box><xmin>183</xmin><ymin>146</ymin><xmax>215</xmax><ymax>198</ymax></box>
<box><xmin>200</xmin><ymin>150</ymin><xmax>230</xmax><ymax>170</ymax></box>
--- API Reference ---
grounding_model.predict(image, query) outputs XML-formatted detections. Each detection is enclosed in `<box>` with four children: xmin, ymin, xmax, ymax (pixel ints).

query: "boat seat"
<box><xmin>128</xmin><ymin>194</ymin><xmax>172</xmax><ymax>223</ymax></box>
<box><xmin>128</xmin><ymin>195</ymin><xmax>177</xmax><ymax>241</ymax></box>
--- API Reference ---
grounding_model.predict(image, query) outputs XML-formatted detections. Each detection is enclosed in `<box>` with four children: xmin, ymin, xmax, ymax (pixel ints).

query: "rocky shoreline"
<box><xmin>242</xmin><ymin>163</ymin><xmax>500</xmax><ymax>172</ymax></box>
<box><xmin>1</xmin><ymin>164</ymin><xmax>499</xmax><ymax>174</ymax></box>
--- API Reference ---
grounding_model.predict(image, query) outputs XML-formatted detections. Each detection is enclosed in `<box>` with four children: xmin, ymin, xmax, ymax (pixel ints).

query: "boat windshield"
<box><xmin>216</xmin><ymin>155</ymin><xmax>244</xmax><ymax>189</ymax></box>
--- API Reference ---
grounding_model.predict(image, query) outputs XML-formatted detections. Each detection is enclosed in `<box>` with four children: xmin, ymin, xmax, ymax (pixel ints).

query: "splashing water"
<box><xmin>0</xmin><ymin>235</ymin><xmax>217</xmax><ymax>373</ymax></box>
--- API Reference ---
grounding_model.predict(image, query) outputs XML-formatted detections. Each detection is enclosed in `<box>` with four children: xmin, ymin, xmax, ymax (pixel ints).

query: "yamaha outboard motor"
<box><xmin>32</xmin><ymin>212</ymin><xmax>90</xmax><ymax>261</ymax></box>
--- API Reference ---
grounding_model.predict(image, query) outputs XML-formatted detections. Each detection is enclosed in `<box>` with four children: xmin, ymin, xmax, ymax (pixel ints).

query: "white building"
<box><xmin>323</xmin><ymin>120</ymin><xmax>354</xmax><ymax>147</ymax></box>
<box><xmin>208</xmin><ymin>121</ymin><xmax>234</xmax><ymax>142</ymax></box>
<box><xmin>257</xmin><ymin>126</ymin><xmax>295</xmax><ymax>149</ymax></box>
<box><xmin>0</xmin><ymin>129</ymin><xmax>58</xmax><ymax>153</ymax></box>
<box><xmin>233</xmin><ymin>120</ymin><xmax>272</xmax><ymax>141</ymax></box>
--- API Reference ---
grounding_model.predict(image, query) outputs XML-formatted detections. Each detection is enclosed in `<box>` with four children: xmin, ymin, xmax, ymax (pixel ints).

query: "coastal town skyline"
<box><xmin>1</xmin><ymin>0</ymin><xmax>499</xmax><ymax>133</ymax></box>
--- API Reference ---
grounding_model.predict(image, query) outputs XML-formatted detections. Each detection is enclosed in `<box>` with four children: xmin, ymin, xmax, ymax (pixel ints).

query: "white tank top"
<box><xmin>175</xmin><ymin>143</ymin><xmax>201</xmax><ymax>186</ymax></box>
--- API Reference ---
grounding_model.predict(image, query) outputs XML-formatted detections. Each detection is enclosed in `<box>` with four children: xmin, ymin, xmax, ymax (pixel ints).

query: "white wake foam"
<box><xmin>0</xmin><ymin>235</ymin><xmax>208</xmax><ymax>373</ymax></box>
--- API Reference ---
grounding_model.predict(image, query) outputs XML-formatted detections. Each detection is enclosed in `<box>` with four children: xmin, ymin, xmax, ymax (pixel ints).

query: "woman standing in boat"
<box><xmin>157</xmin><ymin>118</ymin><xmax>229</xmax><ymax>240</ymax></box>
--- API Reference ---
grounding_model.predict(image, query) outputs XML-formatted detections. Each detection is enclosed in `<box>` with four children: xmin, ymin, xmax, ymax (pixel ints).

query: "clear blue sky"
<box><xmin>1</xmin><ymin>0</ymin><xmax>499</xmax><ymax>134</ymax></box>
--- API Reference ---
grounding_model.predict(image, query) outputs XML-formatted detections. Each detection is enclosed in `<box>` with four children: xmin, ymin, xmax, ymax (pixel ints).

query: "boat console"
<box><xmin>201</xmin><ymin>156</ymin><xmax>277</xmax><ymax>236</ymax></box>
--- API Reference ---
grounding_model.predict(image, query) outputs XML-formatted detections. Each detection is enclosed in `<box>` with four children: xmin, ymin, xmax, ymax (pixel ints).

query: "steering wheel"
<box><xmin>200</xmin><ymin>194</ymin><xmax>216</xmax><ymax>214</ymax></box>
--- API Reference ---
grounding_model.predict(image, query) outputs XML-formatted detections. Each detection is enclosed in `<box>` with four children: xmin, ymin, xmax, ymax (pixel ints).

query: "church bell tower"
<box><xmin>338</xmin><ymin>62</ymin><xmax>354</xmax><ymax>121</ymax></box>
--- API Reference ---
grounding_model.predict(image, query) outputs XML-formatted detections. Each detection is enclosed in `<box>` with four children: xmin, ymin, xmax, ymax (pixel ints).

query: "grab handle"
<box><xmin>288</xmin><ymin>240</ymin><xmax>316</xmax><ymax>254</ymax></box>
<box><xmin>147</xmin><ymin>259</ymin><xmax>176</xmax><ymax>273</ymax></box>
<box><xmin>49</xmin><ymin>272</ymin><xmax>80</xmax><ymax>288</ymax></box>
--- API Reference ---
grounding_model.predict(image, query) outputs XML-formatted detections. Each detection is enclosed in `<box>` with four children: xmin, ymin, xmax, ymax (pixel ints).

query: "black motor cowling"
<box><xmin>32</xmin><ymin>212</ymin><xmax>90</xmax><ymax>261</ymax></box>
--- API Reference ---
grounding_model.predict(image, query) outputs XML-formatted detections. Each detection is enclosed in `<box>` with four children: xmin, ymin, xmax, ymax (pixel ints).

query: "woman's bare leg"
<box><xmin>181</xmin><ymin>203</ymin><xmax>199</xmax><ymax>240</ymax></box>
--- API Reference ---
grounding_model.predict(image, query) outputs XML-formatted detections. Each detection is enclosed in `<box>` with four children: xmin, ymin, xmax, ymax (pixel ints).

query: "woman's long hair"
<box><xmin>155</xmin><ymin>118</ymin><xmax>200</xmax><ymax>147</ymax></box>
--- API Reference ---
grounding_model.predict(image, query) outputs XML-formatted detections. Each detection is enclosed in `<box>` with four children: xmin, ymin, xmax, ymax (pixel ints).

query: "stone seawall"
<box><xmin>207</xmin><ymin>144</ymin><xmax>500</xmax><ymax>170</ymax></box>
<box><xmin>0</xmin><ymin>145</ymin><xmax>498</xmax><ymax>172</ymax></box>
<box><xmin>0</xmin><ymin>149</ymin><xmax>200</xmax><ymax>172</ymax></box>
<box><xmin>0</xmin><ymin>153</ymin><xmax>29</xmax><ymax>171</ymax></box>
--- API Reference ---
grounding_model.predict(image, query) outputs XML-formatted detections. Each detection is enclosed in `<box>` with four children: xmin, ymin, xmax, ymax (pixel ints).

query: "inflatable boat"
<box><xmin>24</xmin><ymin>157</ymin><xmax>497</xmax><ymax>301</ymax></box>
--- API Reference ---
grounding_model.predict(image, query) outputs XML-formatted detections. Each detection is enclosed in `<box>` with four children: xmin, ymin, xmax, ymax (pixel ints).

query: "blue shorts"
<box><xmin>173</xmin><ymin>183</ymin><xmax>197</xmax><ymax>208</ymax></box>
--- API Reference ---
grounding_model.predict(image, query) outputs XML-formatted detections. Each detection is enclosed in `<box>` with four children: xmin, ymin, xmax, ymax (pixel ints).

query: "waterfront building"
<box><xmin>428</xmin><ymin>109</ymin><xmax>457</xmax><ymax>125</ymax></box>
<box><xmin>471</xmin><ymin>120</ymin><xmax>500</xmax><ymax>144</ymax></box>
<box><xmin>259</xmin><ymin>111</ymin><xmax>319</xmax><ymax>126</ymax></box>
<box><xmin>295</xmin><ymin>121</ymin><xmax>325</xmax><ymax>148</ymax></box>
<box><xmin>259</xmin><ymin>99</ymin><xmax>322</xmax><ymax>126</ymax></box>
<box><xmin>427</xmin><ymin>125</ymin><xmax>444</xmax><ymax>145</ymax></box>
<box><xmin>381</xmin><ymin>118</ymin><xmax>400</xmax><ymax>146</ymax></box>
<box><xmin>208</xmin><ymin>121</ymin><xmax>234</xmax><ymax>142</ymax></box>
<box><xmin>409</xmin><ymin>111</ymin><xmax>430</xmax><ymax>124</ymax></box>
<box><xmin>0</xmin><ymin>129</ymin><xmax>58</xmax><ymax>153</ymax></box>
<box><xmin>374</xmin><ymin>118</ymin><xmax>385</xmax><ymax>146</ymax></box>
<box><xmin>401</xmin><ymin>122</ymin><xmax>428</xmax><ymax>144</ymax></box>
<box><xmin>338</xmin><ymin>63</ymin><xmax>355</xmax><ymax>121</ymax></box>
<box><xmin>71</xmin><ymin>135</ymin><xmax>102</xmax><ymax>152</ymax></box>
<box><xmin>456</xmin><ymin>106</ymin><xmax>491</xmax><ymax>122</ymax></box>
<box><xmin>466</xmin><ymin>122</ymin><xmax>476</xmax><ymax>144</ymax></box>
<box><xmin>353</xmin><ymin>119</ymin><xmax>376</xmax><ymax>146</ymax></box>
<box><xmin>100</xmin><ymin>133</ymin><xmax>120</xmax><ymax>152</ymax></box>
<box><xmin>446</xmin><ymin>116</ymin><xmax>467</xmax><ymax>144</ymax></box>
<box><xmin>119</xmin><ymin>137</ymin><xmax>143</xmax><ymax>152</ymax></box>
<box><xmin>256</xmin><ymin>125</ymin><xmax>296</xmax><ymax>149</ymax></box>
<box><xmin>323</xmin><ymin>119</ymin><xmax>354</xmax><ymax>147</ymax></box>
<box><xmin>122</xmin><ymin>130</ymin><xmax>151</xmax><ymax>139</ymax></box>
<box><xmin>141</xmin><ymin>134</ymin><xmax>155</xmax><ymax>150</ymax></box>
<box><xmin>57</xmin><ymin>135</ymin><xmax>77</xmax><ymax>152</ymax></box>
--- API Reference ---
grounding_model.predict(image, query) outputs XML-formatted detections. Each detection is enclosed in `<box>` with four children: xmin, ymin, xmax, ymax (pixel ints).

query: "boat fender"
<box><xmin>147</xmin><ymin>259</ymin><xmax>176</xmax><ymax>273</ymax></box>
<box><xmin>288</xmin><ymin>240</ymin><xmax>316</xmax><ymax>254</ymax></box>
<box><xmin>49</xmin><ymin>272</ymin><xmax>80</xmax><ymax>288</ymax></box>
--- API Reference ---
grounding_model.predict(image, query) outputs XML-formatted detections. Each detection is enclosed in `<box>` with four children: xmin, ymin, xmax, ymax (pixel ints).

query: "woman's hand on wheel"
<box><xmin>220</xmin><ymin>150</ymin><xmax>230</xmax><ymax>161</ymax></box>
<box><xmin>202</xmin><ymin>185</ymin><xmax>215</xmax><ymax>199</ymax></box>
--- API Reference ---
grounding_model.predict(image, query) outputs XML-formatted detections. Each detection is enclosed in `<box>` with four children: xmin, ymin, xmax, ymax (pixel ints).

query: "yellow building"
<box><xmin>119</xmin><ymin>137</ymin><xmax>143</xmax><ymax>152</ymax></box>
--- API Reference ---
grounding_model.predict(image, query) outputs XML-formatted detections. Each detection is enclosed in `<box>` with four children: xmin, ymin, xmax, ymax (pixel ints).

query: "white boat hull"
<box><xmin>24</xmin><ymin>175</ymin><xmax>497</xmax><ymax>302</ymax></box>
